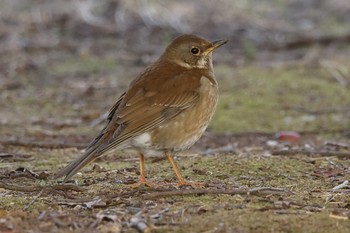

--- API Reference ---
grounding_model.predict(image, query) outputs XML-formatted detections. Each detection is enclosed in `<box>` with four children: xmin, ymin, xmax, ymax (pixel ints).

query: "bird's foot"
<box><xmin>130</xmin><ymin>176</ymin><xmax>159</xmax><ymax>189</ymax></box>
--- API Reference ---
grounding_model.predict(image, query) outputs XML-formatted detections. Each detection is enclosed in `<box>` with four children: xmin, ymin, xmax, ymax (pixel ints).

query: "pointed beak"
<box><xmin>204</xmin><ymin>39</ymin><xmax>228</xmax><ymax>55</ymax></box>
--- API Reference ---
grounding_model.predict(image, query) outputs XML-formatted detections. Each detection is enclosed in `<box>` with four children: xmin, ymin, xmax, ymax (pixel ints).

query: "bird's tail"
<box><xmin>55</xmin><ymin>147</ymin><xmax>101</xmax><ymax>182</ymax></box>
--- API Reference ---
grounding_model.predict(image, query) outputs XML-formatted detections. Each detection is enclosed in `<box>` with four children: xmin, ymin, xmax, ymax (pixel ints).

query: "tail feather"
<box><xmin>56</xmin><ymin>92</ymin><xmax>127</xmax><ymax>182</ymax></box>
<box><xmin>55</xmin><ymin>148</ymin><xmax>101</xmax><ymax>182</ymax></box>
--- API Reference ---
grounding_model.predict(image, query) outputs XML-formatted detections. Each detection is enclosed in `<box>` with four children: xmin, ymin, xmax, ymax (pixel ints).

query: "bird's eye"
<box><xmin>190</xmin><ymin>47</ymin><xmax>200</xmax><ymax>55</ymax></box>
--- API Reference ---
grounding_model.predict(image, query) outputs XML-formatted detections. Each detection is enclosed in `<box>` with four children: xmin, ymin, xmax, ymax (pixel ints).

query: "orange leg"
<box><xmin>165</xmin><ymin>151</ymin><xmax>205</xmax><ymax>188</ymax></box>
<box><xmin>130</xmin><ymin>153</ymin><xmax>158</xmax><ymax>188</ymax></box>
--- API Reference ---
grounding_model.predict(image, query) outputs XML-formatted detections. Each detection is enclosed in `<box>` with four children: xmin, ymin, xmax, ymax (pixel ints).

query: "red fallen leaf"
<box><xmin>275</xmin><ymin>131</ymin><xmax>301</xmax><ymax>142</ymax></box>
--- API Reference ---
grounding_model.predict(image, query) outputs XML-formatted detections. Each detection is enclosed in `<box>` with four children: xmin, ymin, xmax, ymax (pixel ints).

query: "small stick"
<box><xmin>325</xmin><ymin>141</ymin><xmax>350</xmax><ymax>149</ymax></box>
<box><xmin>271</xmin><ymin>150</ymin><xmax>350</xmax><ymax>158</ymax></box>
<box><xmin>0</xmin><ymin>139</ymin><xmax>86</xmax><ymax>149</ymax></box>
<box><xmin>202</xmin><ymin>145</ymin><xmax>235</xmax><ymax>155</ymax></box>
<box><xmin>0</xmin><ymin>181</ymin><xmax>86</xmax><ymax>192</ymax></box>
<box><xmin>50</xmin><ymin>184</ymin><xmax>86</xmax><ymax>192</ymax></box>
<box><xmin>0</xmin><ymin>181</ymin><xmax>41</xmax><ymax>192</ymax></box>
<box><xmin>332</xmin><ymin>180</ymin><xmax>349</xmax><ymax>191</ymax></box>
<box><xmin>0</xmin><ymin>152</ymin><xmax>33</xmax><ymax>161</ymax></box>
<box><xmin>24</xmin><ymin>188</ymin><xmax>44</xmax><ymax>210</ymax></box>
<box><xmin>141</xmin><ymin>187</ymin><xmax>292</xmax><ymax>200</ymax></box>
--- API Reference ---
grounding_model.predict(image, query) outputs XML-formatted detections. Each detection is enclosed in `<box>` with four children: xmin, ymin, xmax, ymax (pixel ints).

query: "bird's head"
<box><xmin>162</xmin><ymin>34</ymin><xmax>227</xmax><ymax>70</ymax></box>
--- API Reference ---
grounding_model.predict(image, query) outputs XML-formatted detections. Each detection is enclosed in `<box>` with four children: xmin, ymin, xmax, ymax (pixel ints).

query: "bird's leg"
<box><xmin>165</xmin><ymin>151</ymin><xmax>205</xmax><ymax>188</ymax></box>
<box><xmin>130</xmin><ymin>153</ymin><xmax>158</xmax><ymax>188</ymax></box>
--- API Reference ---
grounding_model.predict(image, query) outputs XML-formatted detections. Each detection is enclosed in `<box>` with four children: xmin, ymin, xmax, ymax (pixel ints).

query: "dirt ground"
<box><xmin>1</xmin><ymin>0</ymin><xmax>350</xmax><ymax>232</ymax></box>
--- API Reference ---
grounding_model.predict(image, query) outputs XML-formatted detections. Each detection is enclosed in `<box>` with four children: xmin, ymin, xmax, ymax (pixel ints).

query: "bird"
<box><xmin>55</xmin><ymin>34</ymin><xmax>227</xmax><ymax>188</ymax></box>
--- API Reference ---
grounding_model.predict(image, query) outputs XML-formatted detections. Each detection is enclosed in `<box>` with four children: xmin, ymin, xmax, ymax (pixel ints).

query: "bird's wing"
<box><xmin>97</xmin><ymin>71</ymin><xmax>202</xmax><ymax>154</ymax></box>
<box><xmin>55</xmin><ymin>70</ymin><xmax>204</xmax><ymax>181</ymax></box>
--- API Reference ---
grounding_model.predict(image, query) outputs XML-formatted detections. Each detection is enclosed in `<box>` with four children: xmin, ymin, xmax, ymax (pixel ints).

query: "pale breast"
<box><xmin>148</xmin><ymin>76</ymin><xmax>219</xmax><ymax>151</ymax></box>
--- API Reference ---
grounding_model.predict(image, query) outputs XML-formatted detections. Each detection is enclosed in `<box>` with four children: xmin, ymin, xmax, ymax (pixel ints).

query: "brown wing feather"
<box><xmin>84</xmin><ymin>92</ymin><xmax>126</xmax><ymax>151</ymax></box>
<box><xmin>56</xmin><ymin>61</ymin><xmax>206</xmax><ymax>181</ymax></box>
<box><xmin>97</xmin><ymin>68</ymin><xmax>202</xmax><ymax>155</ymax></box>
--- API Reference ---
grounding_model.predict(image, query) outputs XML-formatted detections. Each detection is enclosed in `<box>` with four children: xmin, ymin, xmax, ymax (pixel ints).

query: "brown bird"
<box><xmin>55</xmin><ymin>34</ymin><xmax>227</xmax><ymax>187</ymax></box>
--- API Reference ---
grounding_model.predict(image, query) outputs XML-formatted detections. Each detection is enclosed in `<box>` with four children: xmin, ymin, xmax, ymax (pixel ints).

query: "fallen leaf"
<box><xmin>275</xmin><ymin>131</ymin><xmax>301</xmax><ymax>142</ymax></box>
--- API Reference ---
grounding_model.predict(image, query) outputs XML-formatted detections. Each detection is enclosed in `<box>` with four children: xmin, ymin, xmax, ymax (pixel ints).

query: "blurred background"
<box><xmin>0</xmin><ymin>0</ymin><xmax>349</xmax><ymax>141</ymax></box>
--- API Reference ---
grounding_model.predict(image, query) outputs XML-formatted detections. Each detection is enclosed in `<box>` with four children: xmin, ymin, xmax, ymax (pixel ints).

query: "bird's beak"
<box><xmin>203</xmin><ymin>39</ymin><xmax>228</xmax><ymax>55</ymax></box>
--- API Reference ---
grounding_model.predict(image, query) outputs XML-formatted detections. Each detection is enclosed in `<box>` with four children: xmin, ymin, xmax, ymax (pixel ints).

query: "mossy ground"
<box><xmin>1</xmin><ymin>148</ymin><xmax>350</xmax><ymax>232</ymax></box>
<box><xmin>1</xmin><ymin>1</ymin><xmax>350</xmax><ymax>232</ymax></box>
<box><xmin>1</xmin><ymin>60</ymin><xmax>350</xmax><ymax>232</ymax></box>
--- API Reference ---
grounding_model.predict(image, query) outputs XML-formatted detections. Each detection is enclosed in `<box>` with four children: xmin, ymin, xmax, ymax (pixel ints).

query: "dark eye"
<box><xmin>191</xmin><ymin>47</ymin><xmax>200</xmax><ymax>55</ymax></box>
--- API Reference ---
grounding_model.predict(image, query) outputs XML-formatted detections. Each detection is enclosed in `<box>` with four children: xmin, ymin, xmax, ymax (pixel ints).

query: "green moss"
<box><xmin>0</xmin><ymin>194</ymin><xmax>47</xmax><ymax>211</ymax></box>
<box><xmin>0</xmin><ymin>196</ymin><xmax>29</xmax><ymax>210</ymax></box>
<box><xmin>212</xmin><ymin>65</ymin><xmax>350</xmax><ymax>132</ymax></box>
<box><xmin>165</xmin><ymin>210</ymin><xmax>350</xmax><ymax>233</ymax></box>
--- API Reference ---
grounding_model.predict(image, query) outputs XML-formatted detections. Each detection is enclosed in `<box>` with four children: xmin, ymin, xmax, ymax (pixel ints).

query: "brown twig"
<box><xmin>202</xmin><ymin>145</ymin><xmax>235</xmax><ymax>155</ymax></box>
<box><xmin>0</xmin><ymin>181</ymin><xmax>86</xmax><ymax>192</ymax></box>
<box><xmin>0</xmin><ymin>181</ymin><xmax>42</xmax><ymax>192</ymax></box>
<box><xmin>212</xmin><ymin>128</ymin><xmax>350</xmax><ymax>138</ymax></box>
<box><xmin>24</xmin><ymin>188</ymin><xmax>45</xmax><ymax>210</ymax></box>
<box><xmin>325</xmin><ymin>141</ymin><xmax>350</xmax><ymax>149</ymax></box>
<box><xmin>0</xmin><ymin>152</ymin><xmax>33</xmax><ymax>161</ymax></box>
<box><xmin>54</xmin><ymin>196</ymin><xmax>128</xmax><ymax>208</ymax></box>
<box><xmin>50</xmin><ymin>184</ymin><xmax>87</xmax><ymax>192</ymax></box>
<box><xmin>141</xmin><ymin>187</ymin><xmax>293</xmax><ymax>200</ymax></box>
<box><xmin>271</xmin><ymin>150</ymin><xmax>350</xmax><ymax>158</ymax></box>
<box><xmin>0</xmin><ymin>139</ymin><xmax>86</xmax><ymax>149</ymax></box>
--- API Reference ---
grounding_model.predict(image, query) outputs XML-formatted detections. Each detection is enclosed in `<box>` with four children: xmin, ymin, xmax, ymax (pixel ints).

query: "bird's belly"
<box><xmin>149</xmin><ymin>76</ymin><xmax>219</xmax><ymax>151</ymax></box>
